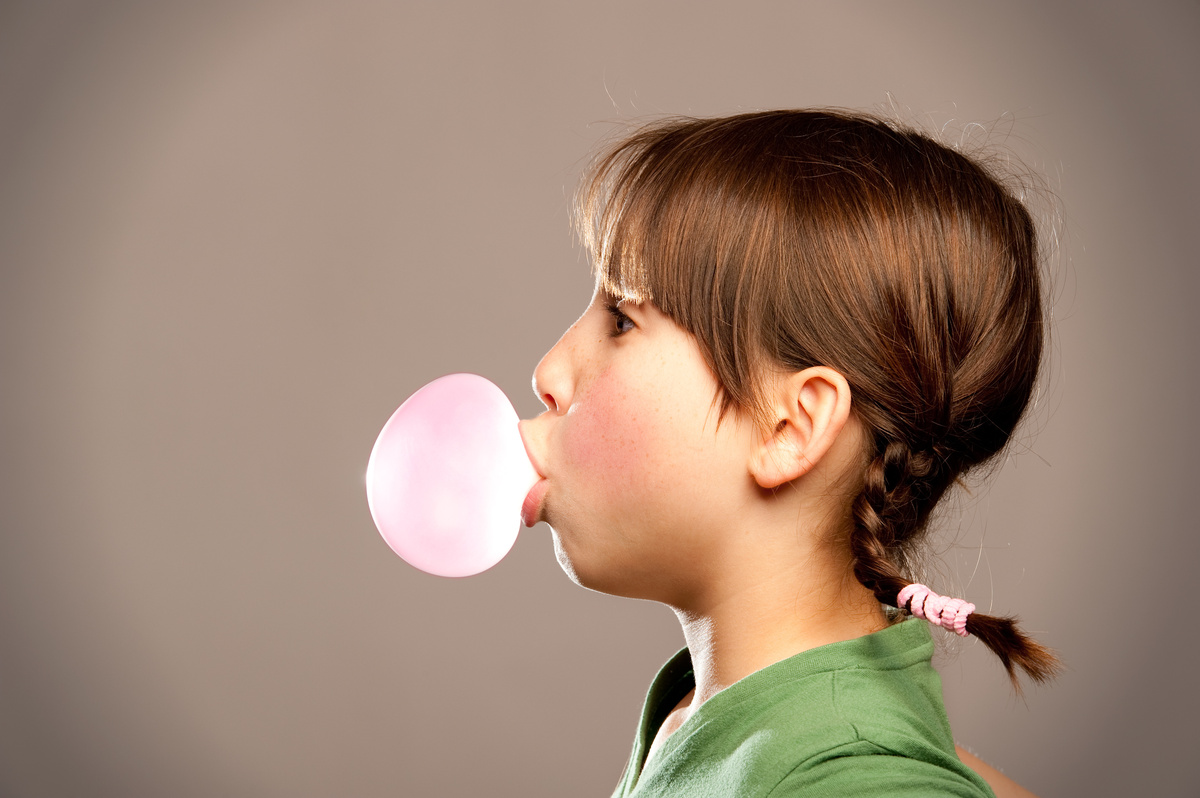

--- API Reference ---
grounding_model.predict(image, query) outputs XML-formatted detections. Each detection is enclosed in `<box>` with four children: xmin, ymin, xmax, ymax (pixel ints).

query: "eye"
<box><xmin>605</xmin><ymin>301</ymin><xmax>636</xmax><ymax>338</ymax></box>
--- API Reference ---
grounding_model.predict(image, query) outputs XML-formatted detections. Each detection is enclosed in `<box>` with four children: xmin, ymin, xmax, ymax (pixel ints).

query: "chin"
<box><xmin>549</xmin><ymin>525</ymin><xmax>665</xmax><ymax>601</ymax></box>
<box><xmin>549</xmin><ymin>526</ymin><xmax>620</xmax><ymax>595</ymax></box>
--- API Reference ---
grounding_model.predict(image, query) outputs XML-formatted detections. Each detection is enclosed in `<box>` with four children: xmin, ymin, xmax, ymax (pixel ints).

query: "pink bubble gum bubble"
<box><xmin>365</xmin><ymin>373</ymin><xmax>539</xmax><ymax>577</ymax></box>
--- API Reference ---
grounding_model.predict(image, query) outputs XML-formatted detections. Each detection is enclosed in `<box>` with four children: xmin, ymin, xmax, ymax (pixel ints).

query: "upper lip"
<box><xmin>517</xmin><ymin>419</ymin><xmax>547</xmax><ymax>479</ymax></box>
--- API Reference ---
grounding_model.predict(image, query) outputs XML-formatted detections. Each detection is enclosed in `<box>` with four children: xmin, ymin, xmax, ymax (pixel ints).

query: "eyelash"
<box><xmin>605</xmin><ymin>301</ymin><xmax>636</xmax><ymax>338</ymax></box>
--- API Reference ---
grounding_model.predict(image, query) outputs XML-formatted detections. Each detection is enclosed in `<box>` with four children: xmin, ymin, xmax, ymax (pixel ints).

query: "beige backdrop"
<box><xmin>2</xmin><ymin>2</ymin><xmax>1197</xmax><ymax>795</ymax></box>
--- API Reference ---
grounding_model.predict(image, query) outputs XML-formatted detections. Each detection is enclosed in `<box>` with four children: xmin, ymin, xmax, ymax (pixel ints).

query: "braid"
<box><xmin>849</xmin><ymin>440</ymin><xmax>916</xmax><ymax>604</ymax></box>
<box><xmin>850</xmin><ymin>436</ymin><xmax>1060</xmax><ymax>692</ymax></box>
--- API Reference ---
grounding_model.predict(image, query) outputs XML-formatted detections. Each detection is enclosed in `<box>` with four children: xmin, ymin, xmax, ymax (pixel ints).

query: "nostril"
<box><xmin>532</xmin><ymin>353</ymin><xmax>568</xmax><ymax>414</ymax></box>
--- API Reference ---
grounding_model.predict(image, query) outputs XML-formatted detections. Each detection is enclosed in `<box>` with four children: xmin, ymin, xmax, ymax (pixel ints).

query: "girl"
<box><xmin>518</xmin><ymin>109</ymin><xmax>1058</xmax><ymax>797</ymax></box>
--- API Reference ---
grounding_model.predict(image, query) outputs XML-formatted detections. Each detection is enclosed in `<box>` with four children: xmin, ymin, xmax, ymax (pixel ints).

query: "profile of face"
<box><xmin>518</xmin><ymin>288</ymin><xmax>758</xmax><ymax>603</ymax></box>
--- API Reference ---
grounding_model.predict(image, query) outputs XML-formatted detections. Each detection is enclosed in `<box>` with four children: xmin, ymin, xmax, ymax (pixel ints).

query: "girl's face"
<box><xmin>518</xmin><ymin>287</ymin><xmax>757</xmax><ymax>603</ymax></box>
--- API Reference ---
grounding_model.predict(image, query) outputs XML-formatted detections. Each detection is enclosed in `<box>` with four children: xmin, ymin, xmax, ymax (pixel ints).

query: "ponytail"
<box><xmin>851</xmin><ymin>437</ymin><xmax>1060</xmax><ymax>692</ymax></box>
<box><xmin>897</xmin><ymin>583</ymin><xmax>1060</xmax><ymax>689</ymax></box>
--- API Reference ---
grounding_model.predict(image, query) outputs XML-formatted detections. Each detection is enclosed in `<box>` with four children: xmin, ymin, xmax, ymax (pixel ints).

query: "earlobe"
<box><xmin>750</xmin><ymin>367</ymin><xmax>853</xmax><ymax>490</ymax></box>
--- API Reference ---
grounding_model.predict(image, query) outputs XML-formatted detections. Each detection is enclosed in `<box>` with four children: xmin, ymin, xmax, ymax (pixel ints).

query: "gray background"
<box><xmin>1</xmin><ymin>2</ymin><xmax>1196</xmax><ymax>795</ymax></box>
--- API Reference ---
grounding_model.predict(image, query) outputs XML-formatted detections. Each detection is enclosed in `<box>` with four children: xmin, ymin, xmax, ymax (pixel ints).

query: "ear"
<box><xmin>749</xmin><ymin>367</ymin><xmax>853</xmax><ymax>489</ymax></box>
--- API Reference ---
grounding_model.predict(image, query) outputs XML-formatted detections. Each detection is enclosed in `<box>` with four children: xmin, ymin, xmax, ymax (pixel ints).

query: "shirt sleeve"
<box><xmin>766</xmin><ymin>751</ymin><xmax>996</xmax><ymax>798</ymax></box>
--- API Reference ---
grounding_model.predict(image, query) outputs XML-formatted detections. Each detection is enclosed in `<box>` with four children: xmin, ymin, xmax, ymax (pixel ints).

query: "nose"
<box><xmin>531</xmin><ymin>326</ymin><xmax>576</xmax><ymax>415</ymax></box>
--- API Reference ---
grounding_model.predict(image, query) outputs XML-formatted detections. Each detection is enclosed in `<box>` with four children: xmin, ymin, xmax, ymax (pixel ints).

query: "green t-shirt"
<box><xmin>612</xmin><ymin>620</ymin><xmax>994</xmax><ymax>797</ymax></box>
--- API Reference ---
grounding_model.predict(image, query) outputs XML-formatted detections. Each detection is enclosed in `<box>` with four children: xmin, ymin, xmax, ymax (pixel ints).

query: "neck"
<box><xmin>673</xmin><ymin>553</ymin><xmax>887</xmax><ymax>707</ymax></box>
<box><xmin>657</xmin><ymin>410</ymin><xmax>887</xmax><ymax>722</ymax></box>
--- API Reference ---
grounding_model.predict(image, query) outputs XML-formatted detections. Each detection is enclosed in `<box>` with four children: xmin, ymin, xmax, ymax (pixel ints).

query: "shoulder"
<box><xmin>621</xmin><ymin>624</ymin><xmax>995</xmax><ymax>798</ymax></box>
<box><xmin>766</xmin><ymin>744</ymin><xmax>995</xmax><ymax>798</ymax></box>
<box><xmin>725</xmin><ymin>671</ymin><xmax>991</xmax><ymax>797</ymax></box>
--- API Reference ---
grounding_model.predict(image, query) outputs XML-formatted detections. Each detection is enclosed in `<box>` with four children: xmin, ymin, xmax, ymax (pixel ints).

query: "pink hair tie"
<box><xmin>896</xmin><ymin>583</ymin><xmax>975</xmax><ymax>637</ymax></box>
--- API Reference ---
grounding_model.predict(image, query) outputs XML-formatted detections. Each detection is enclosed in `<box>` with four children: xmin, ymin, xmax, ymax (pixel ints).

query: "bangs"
<box><xmin>576</xmin><ymin>118</ymin><xmax>768</xmax><ymax>313</ymax></box>
<box><xmin>573</xmin><ymin>115</ymin><xmax>817</xmax><ymax>428</ymax></box>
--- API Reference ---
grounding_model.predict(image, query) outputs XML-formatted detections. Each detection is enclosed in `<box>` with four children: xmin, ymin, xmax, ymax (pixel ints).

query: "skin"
<box><xmin>518</xmin><ymin>285</ymin><xmax>1039</xmax><ymax>798</ymax></box>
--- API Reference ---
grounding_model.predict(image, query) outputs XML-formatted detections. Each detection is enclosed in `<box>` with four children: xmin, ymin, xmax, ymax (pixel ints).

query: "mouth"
<box><xmin>521</xmin><ymin>478</ymin><xmax>548</xmax><ymax>528</ymax></box>
<box><xmin>517</xmin><ymin>419</ymin><xmax>548</xmax><ymax>528</ymax></box>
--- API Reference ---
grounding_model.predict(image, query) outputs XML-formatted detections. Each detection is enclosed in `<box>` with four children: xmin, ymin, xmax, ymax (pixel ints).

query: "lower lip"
<box><xmin>521</xmin><ymin>479</ymin><xmax>548</xmax><ymax>528</ymax></box>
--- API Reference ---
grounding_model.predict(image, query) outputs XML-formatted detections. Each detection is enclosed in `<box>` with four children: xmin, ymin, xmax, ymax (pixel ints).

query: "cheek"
<box><xmin>560</xmin><ymin>367</ymin><xmax>662</xmax><ymax>500</ymax></box>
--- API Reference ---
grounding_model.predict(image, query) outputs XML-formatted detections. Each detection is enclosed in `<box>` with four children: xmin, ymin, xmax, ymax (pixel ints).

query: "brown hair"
<box><xmin>576</xmin><ymin>109</ymin><xmax>1059</xmax><ymax>688</ymax></box>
